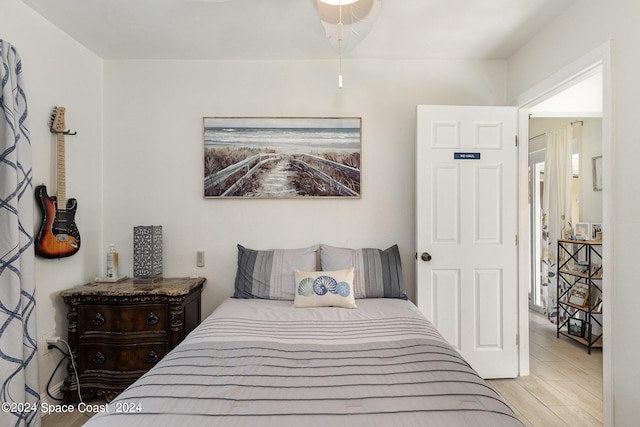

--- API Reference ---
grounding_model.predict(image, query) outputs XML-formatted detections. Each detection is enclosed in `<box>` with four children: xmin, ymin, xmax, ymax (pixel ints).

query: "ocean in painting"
<box><xmin>204</xmin><ymin>126</ymin><xmax>360</xmax><ymax>155</ymax></box>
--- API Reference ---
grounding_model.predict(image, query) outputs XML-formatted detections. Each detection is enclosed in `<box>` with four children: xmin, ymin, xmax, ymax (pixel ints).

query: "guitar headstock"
<box><xmin>50</xmin><ymin>106</ymin><xmax>67</xmax><ymax>134</ymax></box>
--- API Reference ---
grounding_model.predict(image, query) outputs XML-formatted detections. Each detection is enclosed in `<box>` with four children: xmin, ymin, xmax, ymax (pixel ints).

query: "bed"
<box><xmin>83</xmin><ymin>244</ymin><xmax>523</xmax><ymax>426</ymax></box>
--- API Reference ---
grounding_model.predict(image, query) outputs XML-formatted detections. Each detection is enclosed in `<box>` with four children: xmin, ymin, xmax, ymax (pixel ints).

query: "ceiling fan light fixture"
<box><xmin>319</xmin><ymin>0</ymin><xmax>358</xmax><ymax>5</ymax></box>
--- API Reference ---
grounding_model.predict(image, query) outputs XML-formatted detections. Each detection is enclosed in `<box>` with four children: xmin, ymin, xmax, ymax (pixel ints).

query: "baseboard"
<box><xmin>40</xmin><ymin>379</ymin><xmax>65</xmax><ymax>407</ymax></box>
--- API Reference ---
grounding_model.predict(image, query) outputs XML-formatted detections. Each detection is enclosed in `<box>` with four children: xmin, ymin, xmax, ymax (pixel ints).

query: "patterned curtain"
<box><xmin>540</xmin><ymin>125</ymin><xmax>573</xmax><ymax>323</ymax></box>
<box><xmin>0</xmin><ymin>40</ymin><xmax>40</xmax><ymax>427</ymax></box>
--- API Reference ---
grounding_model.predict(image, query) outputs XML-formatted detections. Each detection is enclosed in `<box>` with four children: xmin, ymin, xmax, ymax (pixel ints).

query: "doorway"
<box><xmin>526</xmin><ymin>64</ymin><xmax>603</xmax><ymax>316</ymax></box>
<box><xmin>516</xmin><ymin>44</ymin><xmax>611</xmax><ymax>424</ymax></box>
<box><xmin>528</xmin><ymin>115</ymin><xmax>601</xmax><ymax>316</ymax></box>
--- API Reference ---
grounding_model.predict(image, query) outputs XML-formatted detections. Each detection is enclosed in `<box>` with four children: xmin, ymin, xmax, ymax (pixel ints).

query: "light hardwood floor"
<box><xmin>488</xmin><ymin>311</ymin><xmax>603</xmax><ymax>426</ymax></box>
<box><xmin>40</xmin><ymin>399</ymin><xmax>102</xmax><ymax>427</ymax></box>
<box><xmin>42</xmin><ymin>310</ymin><xmax>603</xmax><ymax>426</ymax></box>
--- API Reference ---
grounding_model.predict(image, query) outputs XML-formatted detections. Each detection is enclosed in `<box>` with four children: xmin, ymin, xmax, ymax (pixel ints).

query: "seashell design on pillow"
<box><xmin>293</xmin><ymin>268</ymin><xmax>356</xmax><ymax>309</ymax></box>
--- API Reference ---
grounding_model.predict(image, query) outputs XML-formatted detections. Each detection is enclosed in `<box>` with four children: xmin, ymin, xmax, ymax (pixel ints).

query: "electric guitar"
<box><xmin>34</xmin><ymin>106</ymin><xmax>80</xmax><ymax>258</ymax></box>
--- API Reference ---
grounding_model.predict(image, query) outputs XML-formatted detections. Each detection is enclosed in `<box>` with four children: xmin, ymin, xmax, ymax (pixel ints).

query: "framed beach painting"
<box><xmin>203</xmin><ymin>117</ymin><xmax>361</xmax><ymax>198</ymax></box>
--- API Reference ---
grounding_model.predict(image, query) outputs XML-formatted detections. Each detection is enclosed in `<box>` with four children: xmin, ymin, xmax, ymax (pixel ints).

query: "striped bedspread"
<box><xmin>85</xmin><ymin>298</ymin><xmax>523</xmax><ymax>426</ymax></box>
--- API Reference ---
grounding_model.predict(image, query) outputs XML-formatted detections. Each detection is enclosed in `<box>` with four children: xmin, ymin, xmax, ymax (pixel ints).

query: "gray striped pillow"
<box><xmin>320</xmin><ymin>244</ymin><xmax>407</xmax><ymax>300</ymax></box>
<box><xmin>233</xmin><ymin>244</ymin><xmax>319</xmax><ymax>300</ymax></box>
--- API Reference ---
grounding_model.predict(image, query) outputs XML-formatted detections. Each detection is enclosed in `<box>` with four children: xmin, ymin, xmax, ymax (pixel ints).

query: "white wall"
<box><xmin>508</xmin><ymin>0</ymin><xmax>640</xmax><ymax>424</ymax></box>
<box><xmin>578</xmin><ymin>119</ymin><xmax>603</xmax><ymax>225</ymax></box>
<box><xmin>5</xmin><ymin>0</ymin><xmax>508</xmax><ymax>405</ymax></box>
<box><xmin>2</xmin><ymin>0</ymin><xmax>103</xmax><ymax>403</ymax></box>
<box><xmin>102</xmin><ymin>59</ymin><xmax>507</xmax><ymax>316</ymax></box>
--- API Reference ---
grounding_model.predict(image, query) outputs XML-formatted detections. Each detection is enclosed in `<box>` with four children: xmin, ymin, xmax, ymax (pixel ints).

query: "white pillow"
<box><xmin>293</xmin><ymin>268</ymin><xmax>357</xmax><ymax>309</ymax></box>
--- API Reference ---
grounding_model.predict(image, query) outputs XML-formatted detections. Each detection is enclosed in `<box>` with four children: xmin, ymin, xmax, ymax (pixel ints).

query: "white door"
<box><xmin>416</xmin><ymin>105</ymin><xmax>518</xmax><ymax>378</ymax></box>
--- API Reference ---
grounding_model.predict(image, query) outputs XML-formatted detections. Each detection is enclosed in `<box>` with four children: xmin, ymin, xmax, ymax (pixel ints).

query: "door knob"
<box><xmin>421</xmin><ymin>252</ymin><xmax>432</xmax><ymax>262</ymax></box>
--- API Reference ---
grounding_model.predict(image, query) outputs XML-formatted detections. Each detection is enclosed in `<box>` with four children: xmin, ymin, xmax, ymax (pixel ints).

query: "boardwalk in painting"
<box><xmin>250</xmin><ymin>156</ymin><xmax>297</xmax><ymax>197</ymax></box>
<box><xmin>203</xmin><ymin>118</ymin><xmax>361</xmax><ymax>198</ymax></box>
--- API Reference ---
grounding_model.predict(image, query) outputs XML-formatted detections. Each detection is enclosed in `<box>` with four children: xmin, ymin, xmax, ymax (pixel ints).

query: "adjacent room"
<box><xmin>2</xmin><ymin>1</ymin><xmax>639</xmax><ymax>426</ymax></box>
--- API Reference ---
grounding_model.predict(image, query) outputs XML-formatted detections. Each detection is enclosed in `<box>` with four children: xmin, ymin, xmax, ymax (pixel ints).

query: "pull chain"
<box><xmin>338</xmin><ymin>1</ymin><xmax>344</xmax><ymax>87</ymax></box>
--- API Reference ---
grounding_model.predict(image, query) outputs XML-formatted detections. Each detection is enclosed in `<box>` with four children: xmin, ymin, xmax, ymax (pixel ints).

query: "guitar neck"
<box><xmin>56</xmin><ymin>133</ymin><xmax>67</xmax><ymax>210</ymax></box>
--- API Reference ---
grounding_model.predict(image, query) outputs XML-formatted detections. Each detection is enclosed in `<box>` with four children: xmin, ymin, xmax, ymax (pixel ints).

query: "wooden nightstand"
<box><xmin>59</xmin><ymin>276</ymin><xmax>206</xmax><ymax>403</ymax></box>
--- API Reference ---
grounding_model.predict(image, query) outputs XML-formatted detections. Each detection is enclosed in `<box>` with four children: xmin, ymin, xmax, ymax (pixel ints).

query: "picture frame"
<box><xmin>592</xmin><ymin>155</ymin><xmax>602</xmax><ymax>191</ymax></box>
<box><xmin>583</xmin><ymin>321</ymin><xmax>591</xmax><ymax>340</ymax></box>
<box><xmin>568</xmin><ymin>317</ymin><xmax>584</xmax><ymax>337</ymax></box>
<box><xmin>591</xmin><ymin>223</ymin><xmax>602</xmax><ymax>241</ymax></box>
<box><xmin>595</xmin><ymin>300</ymin><xmax>603</xmax><ymax>313</ymax></box>
<box><xmin>567</xmin><ymin>282</ymin><xmax>589</xmax><ymax>307</ymax></box>
<box><xmin>591</xmin><ymin>263</ymin><xmax>603</xmax><ymax>278</ymax></box>
<box><xmin>203</xmin><ymin>117</ymin><xmax>361</xmax><ymax>198</ymax></box>
<box><xmin>569</xmin><ymin>262</ymin><xmax>588</xmax><ymax>274</ymax></box>
<box><xmin>592</xmin><ymin>294</ymin><xmax>603</xmax><ymax>312</ymax></box>
<box><xmin>574</xmin><ymin>222</ymin><xmax>589</xmax><ymax>240</ymax></box>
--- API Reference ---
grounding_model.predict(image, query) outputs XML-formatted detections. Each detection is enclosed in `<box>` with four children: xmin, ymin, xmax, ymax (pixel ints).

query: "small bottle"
<box><xmin>106</xmin><ymin>244</ymin><xmax>119</xmax><ymax>278</ymax></box>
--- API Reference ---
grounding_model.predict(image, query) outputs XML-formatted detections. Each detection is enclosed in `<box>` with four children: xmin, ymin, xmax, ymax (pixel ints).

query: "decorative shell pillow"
<box><xmin>294</xmin><ymin>268</ymin><xmax>357</xmax><ymax>309</ymax></box>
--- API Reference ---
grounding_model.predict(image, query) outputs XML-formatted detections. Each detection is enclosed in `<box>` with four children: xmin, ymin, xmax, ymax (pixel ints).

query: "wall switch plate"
<box><xmin>196</xmin><ymin>250</ymin><xmax>205</xmax><ymax>267</ymax></box>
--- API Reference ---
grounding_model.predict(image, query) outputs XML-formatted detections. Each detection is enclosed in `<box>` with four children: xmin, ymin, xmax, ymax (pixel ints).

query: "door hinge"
<box><xmin>515</xmin><ymin>234</ymin><xmax>519</xmax><ymax>246</ymax></box>
<box><xmin>516</xmin><ymin>333</ymin><xmax>520</xmax><ymax>346</ymax></box>
<box><xmin>515</xmin><ymin>135</ymin><xmax>519</xmax><ymax>147</ymax></box>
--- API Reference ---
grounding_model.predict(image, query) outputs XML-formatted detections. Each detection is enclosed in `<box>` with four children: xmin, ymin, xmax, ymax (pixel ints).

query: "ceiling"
<box><xmin>22</xmin><ymin>0</ymin><xmax>577</xmax><ymax>61</ymax></box>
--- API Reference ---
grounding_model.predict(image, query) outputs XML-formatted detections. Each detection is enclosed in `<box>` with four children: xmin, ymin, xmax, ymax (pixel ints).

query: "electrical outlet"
<box><xmin>46</xmin><ymin>336</ymin><xmax>61</xmax><ymax>345</ymax></box>
<box><xmin>42</xmin><ymin>330</ymin><xmax>58</xmax><ymax>355</ymax></box>
<box><xmin>196</xmin><ymin>250</ymin><xmax>205</xmax><ymax>267</ymax></box>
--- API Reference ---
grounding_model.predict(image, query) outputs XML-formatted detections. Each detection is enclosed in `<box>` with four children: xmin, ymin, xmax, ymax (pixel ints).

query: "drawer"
<box><xmin>78</xmin><ymin>303</ymin><xmax>168</xmax><ymax>334</ymax></box>
<box><xmin>79</xmin><ymin>342</ymin><xmax>168</xmax><ymax>372</ymax></box>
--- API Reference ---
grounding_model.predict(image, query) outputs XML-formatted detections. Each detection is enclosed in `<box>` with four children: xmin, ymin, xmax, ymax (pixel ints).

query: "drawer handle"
<box><xmin>92</xmin><ymin>313</ymin><xmax>106</xmax><ymax>326</ymax></box>
<box><xmin>93</xmin><ymin>352</ymin><xmax>106</xmax><ymax>365</ymax></box>
<box><xmin>145</xmin><ymin>350</ymin><xmax>159</xmax><ymax>364</ymax></box>
<box><xmin>146</xmin><ymin>312</ymin><xmax>160</xmax><ymax>326</ymax></box>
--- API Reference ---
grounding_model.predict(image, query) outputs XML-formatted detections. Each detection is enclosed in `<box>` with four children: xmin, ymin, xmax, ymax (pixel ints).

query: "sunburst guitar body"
<box><xmin>34</xmin><ymin>185</ymin><xmax>80</xmax><ymax>258</ymax></box>
<box><xmin>34</xmin><ymin>106</ymin><xmax>81</xmax><ymax>258</ymax></box>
